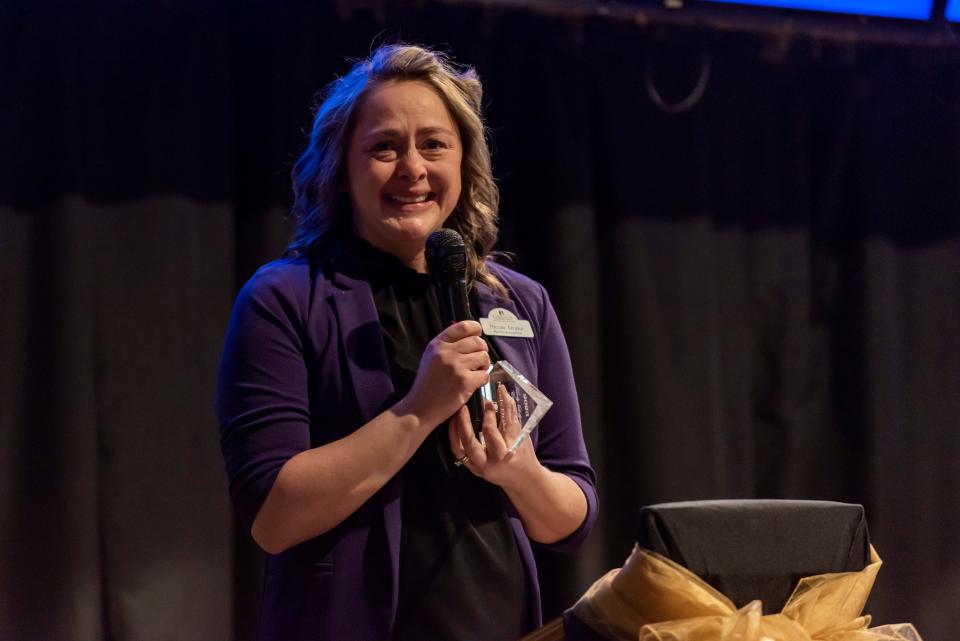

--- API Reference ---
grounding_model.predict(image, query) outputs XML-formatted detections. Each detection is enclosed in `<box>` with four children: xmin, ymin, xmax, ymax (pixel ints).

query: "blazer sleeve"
<box><xmin>527</xmin><ymin>282</ymin><xmax>599</xmax><ymax>553</ymax></box>
<box><xmin>214</xmin><ymin>262</ymin><xmax>314</xmax><ymax>529</ymax></box>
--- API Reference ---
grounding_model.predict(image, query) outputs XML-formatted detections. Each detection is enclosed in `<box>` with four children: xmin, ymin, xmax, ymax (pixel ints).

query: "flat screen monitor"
<box><xmin>702</xmin><ymin>0</ymin><xmax>933</xmax><ymax>20</ymax></box>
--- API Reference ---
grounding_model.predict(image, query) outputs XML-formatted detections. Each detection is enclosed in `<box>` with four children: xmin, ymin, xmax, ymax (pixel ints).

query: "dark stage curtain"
<box><xmin>2</xmin><ymin>2</ymin><xmax>958</xmax><ymax>640</ymax></box>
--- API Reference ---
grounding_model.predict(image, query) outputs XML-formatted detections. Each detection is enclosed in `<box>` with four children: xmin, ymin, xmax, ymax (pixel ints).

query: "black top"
<box><xmin>336</xmin><ymin>236</ymin><xmax>528</xmax><ymax>641</ymax></box>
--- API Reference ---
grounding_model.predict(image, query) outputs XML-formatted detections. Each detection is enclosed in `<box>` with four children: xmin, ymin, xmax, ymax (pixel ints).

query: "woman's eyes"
<box><xmin>370</xmin><ymin>141</ymin><xmax>397</xmax><ymax>154</ymax></box>
<box><xmin>368</xmin><ymin>139</ymin><xmax>449</xmax><ymax>155</ymax></box>
<box><xmin>422</xmin><ymin>139</ymin><xmax>448</xmax><ymax>151</ymax></box>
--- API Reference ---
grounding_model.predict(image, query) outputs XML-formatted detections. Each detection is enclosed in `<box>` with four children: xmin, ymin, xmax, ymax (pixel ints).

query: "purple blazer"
<box><xmin>216</xmin><ymin>256</ymin><xmax>598</xmax><ymax>641</ymax></box>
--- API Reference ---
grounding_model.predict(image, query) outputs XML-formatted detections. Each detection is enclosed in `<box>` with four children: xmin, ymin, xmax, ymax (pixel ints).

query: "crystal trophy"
<box><xmin>479</xmin><ymin>360</ymin><xmax>553</xmax><ymax>453</ymax></box>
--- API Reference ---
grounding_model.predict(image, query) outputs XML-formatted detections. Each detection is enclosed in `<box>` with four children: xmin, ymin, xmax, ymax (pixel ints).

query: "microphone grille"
<box><xmin>425</xmin><ymin>228</ymin><xmax>467</xmax><ymax>284</ymax></box>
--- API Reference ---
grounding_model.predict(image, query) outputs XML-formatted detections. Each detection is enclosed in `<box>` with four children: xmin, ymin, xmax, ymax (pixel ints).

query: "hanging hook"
<box><xmin>644</xmin><ymin>45</ymin><xmax>712</xmax><ymax>115</ymax></box>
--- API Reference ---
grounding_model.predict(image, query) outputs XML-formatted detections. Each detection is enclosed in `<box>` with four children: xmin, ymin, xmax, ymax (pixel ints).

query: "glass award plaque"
<box><xmin>479</xmin><ymin>360</ymin><xmax>553</xmax><ymax>453</ymax></box>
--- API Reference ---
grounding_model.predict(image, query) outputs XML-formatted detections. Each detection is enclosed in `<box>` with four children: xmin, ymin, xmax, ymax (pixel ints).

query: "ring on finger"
<box><xmin>454</xmin><ymin>454</ymin><xmax>470</xmax><ymax>467</ymax></box>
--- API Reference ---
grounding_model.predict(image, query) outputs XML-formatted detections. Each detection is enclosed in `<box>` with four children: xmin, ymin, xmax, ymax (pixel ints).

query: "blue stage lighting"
<box><xmin>947</xmin><ymin>0</ymin><xmax>959</xmax><ymax>20</ymax></box>
<box><xmin>702</xmin><ymin>0</ymin><xmax>933</xmax><ymax>20</ymax></box>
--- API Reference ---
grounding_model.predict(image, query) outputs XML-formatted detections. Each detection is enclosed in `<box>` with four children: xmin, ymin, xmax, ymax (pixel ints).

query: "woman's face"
<box><xmin>346</xmin><ymin>80</ymin><xmax>463</xmax><ymax>270</ymax></box>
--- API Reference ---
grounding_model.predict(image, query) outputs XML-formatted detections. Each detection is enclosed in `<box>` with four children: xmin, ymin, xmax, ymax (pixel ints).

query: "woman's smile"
<box><xmin>346</xmin><ymin>79</ymin><xmax>463</xmax><ymax>271</ymax></box>
<box><xmin>385</xmin><ymin>191</ymin><xmax>436</xmax><ymax>208</ymax></box>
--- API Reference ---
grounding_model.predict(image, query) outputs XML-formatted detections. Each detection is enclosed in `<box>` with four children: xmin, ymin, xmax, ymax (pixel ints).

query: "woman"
<box><xmin>216</xmin><ymin>44</ymin><xmax>598</xmax><ymax>641</ymax></box>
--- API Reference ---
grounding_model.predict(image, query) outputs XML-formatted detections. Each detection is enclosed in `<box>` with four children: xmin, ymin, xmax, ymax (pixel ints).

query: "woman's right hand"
<box><xmin>251</xmin><ymin>319</ymin><xmax>489</xmax><ymax>553</ymax></box>
<box><xmin>399</xmin><ymin>320</ymin><xmax>490</xmax><ymax>428</ymax></box>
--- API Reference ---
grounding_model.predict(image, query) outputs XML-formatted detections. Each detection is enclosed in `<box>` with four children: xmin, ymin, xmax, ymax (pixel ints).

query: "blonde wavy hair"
<box><xmin>288</xmin><ymin>44</ymin><xmax>507</xmax><ymax>297</ymax></box>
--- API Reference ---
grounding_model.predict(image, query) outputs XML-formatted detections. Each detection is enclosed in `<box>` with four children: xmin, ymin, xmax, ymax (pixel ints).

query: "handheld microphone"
<box><xmin>425</xmin><ymin>228</ymin><xmax>485</xmax><ymax>437</ymax></box>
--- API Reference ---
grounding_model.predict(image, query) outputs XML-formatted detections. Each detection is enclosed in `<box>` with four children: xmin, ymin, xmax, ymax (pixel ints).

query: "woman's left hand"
<box><xmin>448</xmin><ymin>383</ymin><xmax>540</xmax><ymax>489</ymax></box>
<box><xmin>449</xmin><ymin>382</ymin><xmax>589</xmax><ymax>544</ymax></box>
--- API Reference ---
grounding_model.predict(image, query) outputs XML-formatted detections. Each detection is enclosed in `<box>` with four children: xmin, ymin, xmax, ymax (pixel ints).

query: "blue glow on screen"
<box><xmin>947</xmin><ymin>0</ymin><xmax>960</xmax><ymax>20</ymax></box>
<box><xmin>703</xmin><ymin>0</ymin><xmax>933</xmax><ymax>19</ymax></box>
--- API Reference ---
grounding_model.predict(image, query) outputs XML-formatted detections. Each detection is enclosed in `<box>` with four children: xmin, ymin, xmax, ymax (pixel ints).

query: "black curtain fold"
<box><xmin>2</xmin><ymin>3</ymin><xmax>959</xmax><ymax>640</ymax></box>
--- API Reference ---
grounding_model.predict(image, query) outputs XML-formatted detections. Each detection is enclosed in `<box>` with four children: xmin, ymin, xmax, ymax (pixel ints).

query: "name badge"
<box><xmin>479</xmin><ymin>308</ymin><xmax>534</xmax><ymax>338</ymax></box>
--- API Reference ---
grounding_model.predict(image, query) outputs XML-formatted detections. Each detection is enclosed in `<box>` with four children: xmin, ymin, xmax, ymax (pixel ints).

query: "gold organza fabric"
<box><xmin>570</xmin><ymin>545</ymin><xmax>922</xmax><ymax>641</ymax></box>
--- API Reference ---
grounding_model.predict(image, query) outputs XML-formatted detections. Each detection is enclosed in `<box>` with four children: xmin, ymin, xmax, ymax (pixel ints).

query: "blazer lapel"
<box><xmin>329</xmin><ymin>271</ymin><xmax>395</xmax><ymax>422</ymax></box>
<box><xmin>329</xmin><ymin>269</ymin><xmax>402</xmax><ymax>616</ymax></box>
<box><xmin>474</xmin><ymin>287</ymin><xmax>537</xmax><ymax>382</ymax></box>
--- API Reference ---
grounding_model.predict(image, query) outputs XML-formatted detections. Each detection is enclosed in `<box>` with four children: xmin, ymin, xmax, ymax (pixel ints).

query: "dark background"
<box><xmin>2</xmin><ymin>1</ymin><xmax>958</xmax><ymax>640</ymax></box>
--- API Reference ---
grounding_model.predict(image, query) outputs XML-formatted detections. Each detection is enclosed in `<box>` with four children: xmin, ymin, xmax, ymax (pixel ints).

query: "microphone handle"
<box><xmin>439</xmin><ymin>278</ymin><xmax>486</xmax><ymax>437</ymax></box>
